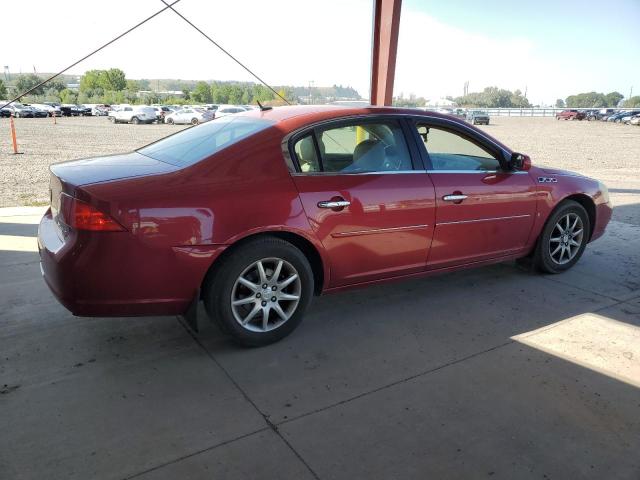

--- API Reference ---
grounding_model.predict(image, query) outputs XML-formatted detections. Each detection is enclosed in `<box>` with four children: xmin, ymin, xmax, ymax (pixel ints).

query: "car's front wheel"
<box><xmin>204</xmin><ymin>237</ymin><xmax>314</xmax><ymax>346</ymax></box>
<box><xmin>191</xmin><ymin>118</ymin><xmax>199</xmax><ymax>125</ymax></box>
<box><xmin>131</xmin><ymin>116</ymin><xmax>140</xmax><ymax>125</ymax></box>
<box><xmin>534</xmin><ymin>200</ymin><xmax>590</xmax><ymax>274</ymax></box>
<box><xmin>166</xmin><ymin>117</ymin><xmax>174</xmax><ymax>124</ymax></box>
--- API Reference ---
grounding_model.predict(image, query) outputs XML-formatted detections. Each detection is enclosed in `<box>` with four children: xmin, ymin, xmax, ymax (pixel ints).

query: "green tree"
<box><xmin>624</xmin><ymin>96</ymin><xmax>640</xmax><ymax>107</ymax></box>
<box><xmin>79</xmin><ymin>70</ymin><xmax>104</xmax><ymax>93</ymax></box>
<box><xmin>16</xmin><ymin>74</ymin><xmax>45</xmax><ymax>95</ymax></box>
<box><xmin>604</xmin><ymin>91</ymin><xmax>624</xmax><ymax>107</ymax></box>
<box><xmin>101</xmin><ymin>68</ymin><xmax>127</xmax><ymax>91</ymax></box>
<box><xmin>565</xmin><ymin>92</ymin><xmax>606</xmax><ymax>107</ymax></box>
<box><xmin>191</xmin><ymin>81</ymin><xmax>213</xmax><ymax>103</ymax></box>
<box><xmin>59</xmin><ymin>89</ymin><xmax>78</xmax><ymax>104</ymax></box>
<box><xmin>555</xmin><ymin>98</ymin><xmax>565</xmax><ymax>108</ymax></box>
<box><xmin>126</xmin><ymin>79</ymin><xmax>140</xmax><ymax>92</ymax></box>
<box><xmin>0</xmin><ymin>79</ymin><xmax>6</xmax><ymax>98</ymax></box>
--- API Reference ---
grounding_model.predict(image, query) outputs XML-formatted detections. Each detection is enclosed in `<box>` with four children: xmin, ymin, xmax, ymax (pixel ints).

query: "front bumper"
<box><xmin>591</xmin><ymin>201</ymin><xmax>612</xmax><ymax>242</ymax></box>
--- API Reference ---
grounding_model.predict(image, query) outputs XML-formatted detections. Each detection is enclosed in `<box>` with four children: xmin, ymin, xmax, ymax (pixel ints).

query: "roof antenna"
<box><xmin>256</xmin><ymin>100</ymin><xmax>272</xmax><ymax>112</ymax></box>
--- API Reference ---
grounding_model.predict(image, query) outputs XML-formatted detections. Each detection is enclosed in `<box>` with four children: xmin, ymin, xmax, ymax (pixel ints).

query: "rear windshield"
<box><xmin>137</xmin><ymin>115</ymin><xmax>275</xmax><ymax>167</ymax></box>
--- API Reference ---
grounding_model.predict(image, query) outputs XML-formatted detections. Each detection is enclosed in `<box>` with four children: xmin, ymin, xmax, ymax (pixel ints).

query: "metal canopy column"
<box><xmin>370</xmin><ymin>0</ymin><xmax>402</xmax><ymax>106</ymax></box>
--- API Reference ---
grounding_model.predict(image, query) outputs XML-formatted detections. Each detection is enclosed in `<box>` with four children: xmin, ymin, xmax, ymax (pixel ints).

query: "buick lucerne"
<box><xmin>38</xmin><ymin>106</ymin><xmax>612</xmax><ymax>346</ymax></box>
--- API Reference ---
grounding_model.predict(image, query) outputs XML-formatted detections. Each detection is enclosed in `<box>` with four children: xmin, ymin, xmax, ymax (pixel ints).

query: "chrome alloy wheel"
<box><xmin>549</xmin><ymin>212</ymin><xmax>584</xmax><ymax>265</ymax></box>
<box><xmin>230</xmin><ymin>258</ymin><xmax>302</xmax><ymax>332</ymax></box>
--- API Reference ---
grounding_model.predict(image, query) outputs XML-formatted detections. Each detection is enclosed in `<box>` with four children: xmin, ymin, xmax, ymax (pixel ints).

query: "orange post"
<box><xmin>53</xmin><ymin>110</ymin><xmax>57</xmax><ymax>125</ymax></box>
<box><xmin>9</xmin><ymin>114</ymin><xmax>19</xmax><ymax>154</ymax></box>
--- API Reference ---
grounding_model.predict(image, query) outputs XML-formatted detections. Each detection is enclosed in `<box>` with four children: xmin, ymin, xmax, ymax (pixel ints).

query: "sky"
<box><xmin>2</xmin><ymin>0</ymin><xmax>639</xmax><ymax>105</ymax></box>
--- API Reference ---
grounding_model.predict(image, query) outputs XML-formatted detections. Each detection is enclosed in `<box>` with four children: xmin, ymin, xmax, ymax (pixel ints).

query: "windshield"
<box><xmin>138</xmin><ymin>115</ymin><xmax>275</xmax><ymax>167</ymax></box>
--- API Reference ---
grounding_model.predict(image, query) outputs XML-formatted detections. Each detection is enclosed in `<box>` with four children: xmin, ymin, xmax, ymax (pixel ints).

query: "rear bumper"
<box><xmin>591</xmin><ymin>201</ymin><xmax>612</xmax><ymax>242</ymax></box>
<box><xmin>38</xmin><ymin>210</ymin><xmax>227</xmax><ymax>317</ymax></box>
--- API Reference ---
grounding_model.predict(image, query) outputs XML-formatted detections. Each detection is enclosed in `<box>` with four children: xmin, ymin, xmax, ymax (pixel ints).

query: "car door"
<box><xmin>289</xmin><ymin>117</ymin><xmax>436</xmax><ymax>287</ymax></box>
<box><xmin>408</xmin><ymin>119</ymin><xmax>537</xmax><ymax>269</ymax></box>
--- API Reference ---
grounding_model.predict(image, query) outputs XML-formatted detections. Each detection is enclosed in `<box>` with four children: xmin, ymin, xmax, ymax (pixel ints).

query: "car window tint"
<box><xmin>416</xmin><ymin>124</ymin><xmax>500</xmax><ymax>171</ymax></box>
<box><xmin>138</xmin><ymin>116</ymin><xmax>274</xmax><ymax>167</ymax></box>
<box><xmin>293</xmin><ymin>135</ymin><xmax>320</xmax><ymax>172</ymax></box>
<box><xmin>308</xmin><ymin>121</ymin><xmax>412</xmax><ymax>173</ymax></box>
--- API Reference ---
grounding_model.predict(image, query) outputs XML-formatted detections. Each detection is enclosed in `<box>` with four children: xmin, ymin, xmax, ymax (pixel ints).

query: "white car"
<box><xmin>215</xmin><ymin>105</ymin><xmax>247</xmax><ymax>117</ymax></box>
<box><xmin>108</xmin><ymin>106</ymin><xmax>157</xmax><ymax>124</ymax></box>
<box><xmin>164</xmin><ymin>107</ymin><xmax>214</xmax><ymax>125</ymax></box>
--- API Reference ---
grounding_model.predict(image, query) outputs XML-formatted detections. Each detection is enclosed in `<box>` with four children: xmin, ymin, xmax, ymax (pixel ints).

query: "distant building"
<box><xmin>425</xmin><ymin>97</ymin><xmax>456</xmax><ymax>107</ymax></box>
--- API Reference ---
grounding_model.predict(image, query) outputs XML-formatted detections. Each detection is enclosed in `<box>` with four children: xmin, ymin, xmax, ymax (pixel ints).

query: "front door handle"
<box><xmin>443</xmin><ymin>194</ymin><xmax>468</xmax><ymax>202</ymax></box>
<box><xmin>318</xmin><ymin>200</ymin><xmax>351</xmax><ymax>209</ymax></box>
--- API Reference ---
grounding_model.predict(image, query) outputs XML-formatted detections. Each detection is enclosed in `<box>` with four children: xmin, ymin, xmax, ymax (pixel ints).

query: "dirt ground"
<box><xmin>0</xmin><ymin>115</ymin><xmax>638</xmax><ymax>207</ymax></box>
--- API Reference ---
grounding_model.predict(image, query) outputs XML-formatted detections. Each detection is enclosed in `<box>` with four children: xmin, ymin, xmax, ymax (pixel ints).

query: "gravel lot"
<box><xmin>0</xmin><ymin>115</ymin><xmax>638</xmax><ymax>207</ymax></box>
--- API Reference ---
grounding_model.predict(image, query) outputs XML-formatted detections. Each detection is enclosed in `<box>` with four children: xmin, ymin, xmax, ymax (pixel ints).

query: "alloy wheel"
<box><xmin>549</xmin><ymin>213</ymin><xmax>584</xmax><ymax>265</ymax></box>
<box><xmin>230</xmin><ymin>257</ymin><xmax>302</xmax><ymax>332</ymax></box>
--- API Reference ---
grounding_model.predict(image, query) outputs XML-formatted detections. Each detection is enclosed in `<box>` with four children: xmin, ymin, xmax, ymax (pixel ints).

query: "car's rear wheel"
<box><xmin>166</xmin><ymin>117</ymin><xmax>174</xmax><ymax>125</ymax></box>
<box><xmin>204</xmin><ymin>237</ymin><xmax>314</xmax><ymax>346</ymax></box>
<box><xmin>191</xmin><ymin>118</ymin><xmax>199</xmax><ymax>125</ymax></box>
<box><xmin>131</xmin><ymin>116</ymin><xmax>140</xmax><ymax>125</ymax></box>
<box><xmin>534</xmin><ymin>200</ymin><xmax>590</xmax><ymax>274</ymax></box>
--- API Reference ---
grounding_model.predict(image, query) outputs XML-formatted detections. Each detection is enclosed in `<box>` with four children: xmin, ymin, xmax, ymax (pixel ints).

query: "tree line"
<box><xmin>0</xmin><ymin>69</ymin><xmax>302</xmax><ymax>105</ymax></box>
<box><xmin>557</xmin><ymin>91</ymin><xmax>639</xmax><ymax>108</ymax></box>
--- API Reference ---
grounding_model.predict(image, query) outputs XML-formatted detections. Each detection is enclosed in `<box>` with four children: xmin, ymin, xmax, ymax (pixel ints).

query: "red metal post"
<box><xmin>370</xmin><ymin>0</ymin><xmax>402</xmax><ymax>106</ymax></box>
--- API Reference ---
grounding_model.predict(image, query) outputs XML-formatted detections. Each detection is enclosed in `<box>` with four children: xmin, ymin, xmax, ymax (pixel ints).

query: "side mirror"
<box><xmin>509</xmin><ymin>152</ymin><xmax>531</xmax><ymax>171</ymax></box>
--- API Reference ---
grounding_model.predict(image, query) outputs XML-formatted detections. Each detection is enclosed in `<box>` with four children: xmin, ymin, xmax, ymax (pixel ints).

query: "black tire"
<box><xmin>204</xmin><ymin>237</ymin><xmax>314</xmax><ymax>347</ymax></box>
<box><xmin>131</xmin><ymin>116</ymin><xmax>140</xmax><ymax>125</ymax></box>
<box><xmin>533</xmin><ymin>200</ymin><xmax>590</xmax><ymax>274</ymax></box>
<box><xmin>166</xmin><ymin>117</ymin><xmax>174</xmax><ymax>125</ymax></box>
<box><xmin>191</xmin><ymin>117</ymin><xmax>199</xmax><ymax>125</ymax></box>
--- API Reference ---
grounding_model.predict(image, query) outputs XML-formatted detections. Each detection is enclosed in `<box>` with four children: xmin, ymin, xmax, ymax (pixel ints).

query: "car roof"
<box><xmin>236</xmin><ymin>105</ymin><xmax>512</xmax><ymax>153</ymax></box>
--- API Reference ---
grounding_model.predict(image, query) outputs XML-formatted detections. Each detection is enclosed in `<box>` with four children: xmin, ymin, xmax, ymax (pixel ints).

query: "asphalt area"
<box><xmin>0</xmin><ymin>117</ymin><xmax>639</xmax><ymax>479</ymax></box>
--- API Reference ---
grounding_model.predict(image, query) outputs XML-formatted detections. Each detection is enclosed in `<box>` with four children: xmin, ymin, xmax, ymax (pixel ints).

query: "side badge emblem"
<box><xmin>538</xmin><ymin>177</ymin><xmax>558</xmax><ymax>183</ymax></box>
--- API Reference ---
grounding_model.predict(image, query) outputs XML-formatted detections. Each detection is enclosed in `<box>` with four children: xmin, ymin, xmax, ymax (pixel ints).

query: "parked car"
<box><xmin>4</xmin><ymin>103</ymin><xmax>35</xmax><ymax>117</ymax></box>
<box><xmin>73</xmin><ymin>104</ymin><xmax>92</xmax><ymax>116</ymax></box>
<box><xmin>584</xmin><ymin>109</ymin><xmax>599</xmax><ymax>121</ymax></box>
<box><xmin>29</xmin><ymin>103</ymin><xmax>62</xmax><ymax>117</ymax></box>
<box><xmin>630</xmin><ymin>115</ymin><xmax>640</xmax><ymax>126</ymax></box>
<box><xmin>600</xmin><ymin>109</ymin><xmax>619</xmax><ymax>121</ymax></box>
<box><xmin>452</xmin><ymin>108</ymin><xmax>466</xmax><ymax>118</ymax></box>
<box><xmin>605</xmin><ymin>111</ymin><xmax>629</xmax><ymax>122</ymax></box>
<box><xmin>214</xmin><ymin>105</ymin><xmax>247</xmax><ymax>117</ymax></box>
<box><xmin>466</xmin><ymin>110</ymin><xmax>490</xmax><ymax>125</ymax></box>
<box><xmin>24</xmin><ymin>105</ymin><xmax>48</xmax><ymax>118</ymax></box>
<box><xmin>164</xmin><ymin>107</ymin><xmax>213</xmax><ymax>125</ymax></box>
<box><xmin>38</xmin><ymin>106</ymin><xmax>612</xmax><ymax>346</ymax></box>
<box><xmin>556</xmin><ymin>109</ymin><xmax>585</xmax><ymax>120</ymax></box>
<box><xmin>108</xmin><ymin>105</ymin><xmax>157</xmax><ymax>124</ymax></box>
<box><xmin>151</xmin><ymin>106</ymin><xmax>173</xmax><ymax>121</ymax></box>
<box><xmin>619</xmin><ymin>110</ymin><xmax>640</xmax><ymax>124</ymax></box>
<box><xmin>91</xmin><ymin>104</ymin><xmax>111</xmax><ymax>116</ymax></box>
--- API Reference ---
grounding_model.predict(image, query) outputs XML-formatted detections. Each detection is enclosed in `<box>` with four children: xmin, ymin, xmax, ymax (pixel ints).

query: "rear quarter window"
<box><xmin>137</xmin><ymin>115</ymin><xmax>275</xmax><ymax>167</ymax></box>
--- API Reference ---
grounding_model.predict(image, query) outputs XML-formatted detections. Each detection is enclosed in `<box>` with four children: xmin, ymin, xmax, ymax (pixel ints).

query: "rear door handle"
<box><xmin>318</xmin><ymin>200</ymin><xmax>351</xmax><ymax>209</ymax></box>
<box><xmin>443</xmin><ymin>194</ymin><xmax>468</xmax><ymax>202</ymax></box>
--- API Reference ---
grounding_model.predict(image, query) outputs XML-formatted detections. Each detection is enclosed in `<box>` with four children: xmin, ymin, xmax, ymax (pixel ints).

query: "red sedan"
<box><xmin>38</xmin><ymin>106</ymin><xmax>612</xmax><ymax>346</ymax></box>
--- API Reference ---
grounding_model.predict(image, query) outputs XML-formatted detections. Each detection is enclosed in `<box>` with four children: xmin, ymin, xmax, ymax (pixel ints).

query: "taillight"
<box><xmin>60</xmin><ymin>193</ymin><xmax>125</xmax><ymax>231</ymax></box>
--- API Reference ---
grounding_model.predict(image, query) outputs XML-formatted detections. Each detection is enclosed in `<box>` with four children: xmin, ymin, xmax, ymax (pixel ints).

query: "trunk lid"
<box><xmin>50</xmin><ymin>152</ymin><xmax>179</xmax><ymax>187</ymax></box>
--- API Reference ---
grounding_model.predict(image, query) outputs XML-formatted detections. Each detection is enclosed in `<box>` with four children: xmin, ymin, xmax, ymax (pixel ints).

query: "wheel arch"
<box><xmin>201</xmin><ymin>230</ymin><xmax>327</xmax><ymax>298</ymax></box>
<box><xmin>557</xmin><ymin>193</ymin><xmax>596</xmax><ymax>241</ymax></box>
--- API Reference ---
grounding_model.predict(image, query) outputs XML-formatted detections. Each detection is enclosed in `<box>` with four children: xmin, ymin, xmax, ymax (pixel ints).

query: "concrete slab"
<box><xmin>0</xmin><ymin>347</ymin><xmax>267</xmax><ymax>480</ymax></box>
<box><xmin>513</xmin><ymin>305</ymin><xmax>640</xmax><ymax>388</ymax></box>
<box><xmin>131</xmin><ymin>429</ymin><xmax>316</xmax><ymax>480</ymax></box>
<box><xmin>199</xmin><ymin>262</ymin><xmax>618</xmax><ymax>423</ymax></box>
<box><xmin>279</xmin><ymin>339</ymin><xmax>640</xmax><ymax>480</ymax></box>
